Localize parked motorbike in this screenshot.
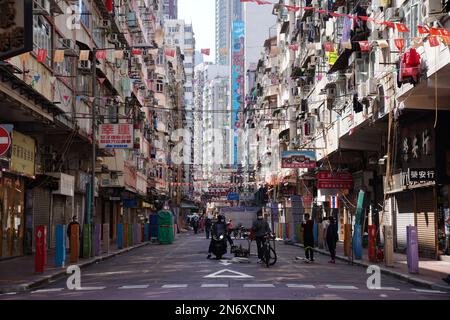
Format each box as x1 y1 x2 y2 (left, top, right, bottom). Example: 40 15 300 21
211 231 228 260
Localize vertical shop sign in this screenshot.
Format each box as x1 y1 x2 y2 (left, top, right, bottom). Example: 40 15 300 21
231 21 245 166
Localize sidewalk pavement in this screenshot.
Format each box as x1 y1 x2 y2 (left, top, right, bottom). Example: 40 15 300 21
0 241 153 294
292 241 450 292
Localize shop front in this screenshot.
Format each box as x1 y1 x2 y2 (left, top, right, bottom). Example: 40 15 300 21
0 129 35 258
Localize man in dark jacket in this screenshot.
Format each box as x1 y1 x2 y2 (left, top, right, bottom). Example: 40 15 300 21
207 215 233 259
252 209 271 263
326 217 339 263
302 213 315 262
205 217 212 239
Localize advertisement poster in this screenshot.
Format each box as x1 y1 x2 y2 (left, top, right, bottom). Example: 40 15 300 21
231 20 244 166
281 150 316 169
99 124 134 149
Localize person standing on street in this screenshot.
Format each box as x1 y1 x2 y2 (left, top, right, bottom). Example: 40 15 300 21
252 210 271 264
301 214 315 262
205 216 212 239
192 215 199 234
326 217 339 263
322 217 330 250
67 216 80 252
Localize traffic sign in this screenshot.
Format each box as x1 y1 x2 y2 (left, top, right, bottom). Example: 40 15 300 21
0 126 11 157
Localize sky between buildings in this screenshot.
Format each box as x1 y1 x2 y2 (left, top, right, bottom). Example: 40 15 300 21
178 0 216 63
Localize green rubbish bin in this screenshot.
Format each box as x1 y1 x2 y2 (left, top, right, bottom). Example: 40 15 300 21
157 210 174 244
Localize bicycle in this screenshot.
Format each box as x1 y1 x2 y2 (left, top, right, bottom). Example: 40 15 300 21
261 232 277 267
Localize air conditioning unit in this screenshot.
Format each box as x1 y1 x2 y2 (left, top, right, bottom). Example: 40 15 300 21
316 122 325 130
108 33 119 43
61 39 79 57
101 19 111 28
326 86 337 99
78 60 91 71
368 79 378 95
421 0 443 22
384 7 401 21
33 0 50 15
310 56 319 66
357 83 367 98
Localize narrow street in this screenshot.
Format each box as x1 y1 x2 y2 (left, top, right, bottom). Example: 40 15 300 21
1 233 449 300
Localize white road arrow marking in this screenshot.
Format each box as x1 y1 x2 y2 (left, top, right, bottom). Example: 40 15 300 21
219 260 233 266
203 269 254 279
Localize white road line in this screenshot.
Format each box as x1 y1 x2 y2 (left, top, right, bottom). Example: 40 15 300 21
31 288 64 294
370 287 400 291
326 285 358 290
201 284 229 288
119 285 149 289
243 284 275 288
76 286 106 291
411 288 446 294
162 284 188 288
286 284 316 289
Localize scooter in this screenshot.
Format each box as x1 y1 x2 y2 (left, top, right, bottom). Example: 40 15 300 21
211 231 228 260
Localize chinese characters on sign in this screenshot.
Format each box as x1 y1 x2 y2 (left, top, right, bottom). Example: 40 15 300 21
408 168 435 182
99 124 134 149
317 172 353 190
0 0 33 60
402 129 431 162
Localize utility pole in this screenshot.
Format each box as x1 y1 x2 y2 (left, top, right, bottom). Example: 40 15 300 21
90 47 97 257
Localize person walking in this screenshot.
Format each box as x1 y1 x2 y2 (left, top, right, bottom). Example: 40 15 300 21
322 217 330 250
326 217 339 263
205 216 212 239
67 216 80 253
252 210 271 264
191 215 199 234
301 213 315 262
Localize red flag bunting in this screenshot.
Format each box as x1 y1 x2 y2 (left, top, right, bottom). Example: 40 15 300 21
255 0 271 4
132 49 142 55
96 50 107 60
440 28 450 36
394 38 405 51
358 41 370 52
165 49 175 57
284 5 300 12
418 25 429 34
288 44 299 51
428 27 441 35
201 48 210 55
396 23 409 33
98 78 106 85
37 49 47 62
382 21 395 28
428 36 441 47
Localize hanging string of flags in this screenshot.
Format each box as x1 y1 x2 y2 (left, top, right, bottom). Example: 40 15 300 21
241 0 450 47
201 48 211 56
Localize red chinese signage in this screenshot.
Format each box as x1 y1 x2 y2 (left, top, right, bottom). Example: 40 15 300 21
317 172 353 190
99 124 134 149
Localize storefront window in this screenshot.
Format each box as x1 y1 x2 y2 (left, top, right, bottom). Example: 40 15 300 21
0 177 25 258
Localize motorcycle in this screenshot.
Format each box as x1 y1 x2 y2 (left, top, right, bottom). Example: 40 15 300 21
211 231 228 260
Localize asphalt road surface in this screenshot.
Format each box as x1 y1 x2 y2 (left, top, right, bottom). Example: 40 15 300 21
1 232 449 300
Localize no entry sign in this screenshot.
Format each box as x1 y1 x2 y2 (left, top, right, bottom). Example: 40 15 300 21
0 126 11 157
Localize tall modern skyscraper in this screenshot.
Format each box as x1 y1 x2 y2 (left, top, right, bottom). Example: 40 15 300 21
215 0 243 66
163 0 178 19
